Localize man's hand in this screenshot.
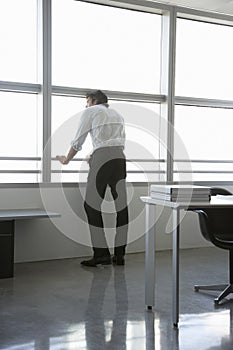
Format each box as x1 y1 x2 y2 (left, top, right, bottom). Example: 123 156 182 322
56 155 69 165
85 152 92 164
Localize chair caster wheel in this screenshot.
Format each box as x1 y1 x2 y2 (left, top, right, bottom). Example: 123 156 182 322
194 286 199 292
214 299 219 305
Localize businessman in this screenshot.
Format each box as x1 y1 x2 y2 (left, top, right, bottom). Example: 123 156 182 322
57 90 128 267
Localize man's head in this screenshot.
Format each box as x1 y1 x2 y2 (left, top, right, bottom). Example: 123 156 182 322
86 90 108 108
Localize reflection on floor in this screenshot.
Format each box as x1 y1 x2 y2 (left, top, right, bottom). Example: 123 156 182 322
0 247 233 350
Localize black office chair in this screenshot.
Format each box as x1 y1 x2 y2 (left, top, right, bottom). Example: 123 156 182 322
192 187 233 304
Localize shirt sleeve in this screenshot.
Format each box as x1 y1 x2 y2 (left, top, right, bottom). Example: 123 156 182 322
70 109 91 151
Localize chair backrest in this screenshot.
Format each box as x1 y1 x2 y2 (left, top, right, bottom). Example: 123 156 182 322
210 187 232 196
194 187 233 250
195 208 233 250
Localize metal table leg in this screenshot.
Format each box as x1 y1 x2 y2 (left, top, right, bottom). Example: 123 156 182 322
172 209 180 327
145 203 156 309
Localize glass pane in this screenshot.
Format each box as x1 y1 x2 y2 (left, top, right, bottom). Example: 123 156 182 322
0 92 40 157
52 96 162 182
176 19 233 100
0 91 41 183
0 160 40 170
0 0 37 82
112 102 163 183
0 173 40 183
52 0 161 93
174 105 233 181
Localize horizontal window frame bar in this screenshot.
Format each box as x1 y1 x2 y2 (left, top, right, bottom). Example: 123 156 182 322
78 1 233 25
0 81 41 94
3 169 233 175
52 86 165 103
77 0 170 14
176 6 233 26
175 96 233 109
2 157 233 164
174 159 233 163
0 157 42 161
0 170 41 174
51 170 165 174
3 85 233 109
0 83 165 104
174 170 233 174
127 159 165 163
0 170 164 175
0 157 165 162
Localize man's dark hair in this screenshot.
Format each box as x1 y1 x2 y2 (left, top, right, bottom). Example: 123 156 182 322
86 90 108 105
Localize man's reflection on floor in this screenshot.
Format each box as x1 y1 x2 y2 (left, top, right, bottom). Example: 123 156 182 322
207 305 233 350
84 266 128 350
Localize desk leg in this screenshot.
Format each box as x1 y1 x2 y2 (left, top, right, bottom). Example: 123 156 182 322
145 203 155 310
172 209 180 327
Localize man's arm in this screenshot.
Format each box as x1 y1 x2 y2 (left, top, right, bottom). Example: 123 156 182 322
56 108 91 165
56 147 77 165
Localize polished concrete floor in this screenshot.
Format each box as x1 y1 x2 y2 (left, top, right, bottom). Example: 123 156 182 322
0 247 233 350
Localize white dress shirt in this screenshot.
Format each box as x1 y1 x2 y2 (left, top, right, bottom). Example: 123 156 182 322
71 104 126 152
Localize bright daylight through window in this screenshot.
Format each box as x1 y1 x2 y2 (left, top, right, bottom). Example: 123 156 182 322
51 0 162 183
0 0 40 183
1 1 233 184
175 18 233 182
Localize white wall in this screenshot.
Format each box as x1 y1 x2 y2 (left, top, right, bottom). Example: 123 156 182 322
0 184 227 263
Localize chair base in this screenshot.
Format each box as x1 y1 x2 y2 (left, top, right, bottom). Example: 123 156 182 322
194 284 233 305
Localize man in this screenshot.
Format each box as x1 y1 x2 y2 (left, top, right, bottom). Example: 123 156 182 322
57 90 128 267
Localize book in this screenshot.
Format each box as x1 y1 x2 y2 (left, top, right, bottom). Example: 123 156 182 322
150 191 210 202
216 195 233 201
150 185 210 195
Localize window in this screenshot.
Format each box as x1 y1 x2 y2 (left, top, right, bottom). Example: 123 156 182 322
175 17 233 182
0 0 37 83
176 19 233 100
51 0 162 183
52 97 162 182
52 0 161 94
2 1 233 184
0 91 41 183
174 105 233 181
0 0 40 183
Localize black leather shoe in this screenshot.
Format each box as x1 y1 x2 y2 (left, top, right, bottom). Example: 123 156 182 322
112 256 125 266
81 256 112 267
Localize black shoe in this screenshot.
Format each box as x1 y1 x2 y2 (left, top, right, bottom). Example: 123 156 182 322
112 256 125 266
81 256 112 267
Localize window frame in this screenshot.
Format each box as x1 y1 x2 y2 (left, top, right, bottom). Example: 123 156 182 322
173 10 233 185
1 0 233 186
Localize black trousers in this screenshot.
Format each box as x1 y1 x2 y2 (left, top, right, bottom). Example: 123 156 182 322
84 146 128 259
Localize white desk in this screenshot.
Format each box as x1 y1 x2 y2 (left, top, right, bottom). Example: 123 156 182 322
0 208 61 278
140 196 233 327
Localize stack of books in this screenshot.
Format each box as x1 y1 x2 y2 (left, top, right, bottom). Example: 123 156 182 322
150 185 211 202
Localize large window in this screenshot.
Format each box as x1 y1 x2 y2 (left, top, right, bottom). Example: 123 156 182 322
52 0 161 94
174 105 233 181
176 19 233 100
51 0 162 183
51 97 162 182
0 0 38 83
0 0 40 183
0 91 41 183
175 17 233 182
1 1 233 184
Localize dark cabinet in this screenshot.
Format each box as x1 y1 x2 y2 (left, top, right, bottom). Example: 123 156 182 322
0 221 14 278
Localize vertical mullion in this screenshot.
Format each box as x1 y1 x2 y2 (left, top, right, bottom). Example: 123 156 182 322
38 0 52 182
160 8 177 183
